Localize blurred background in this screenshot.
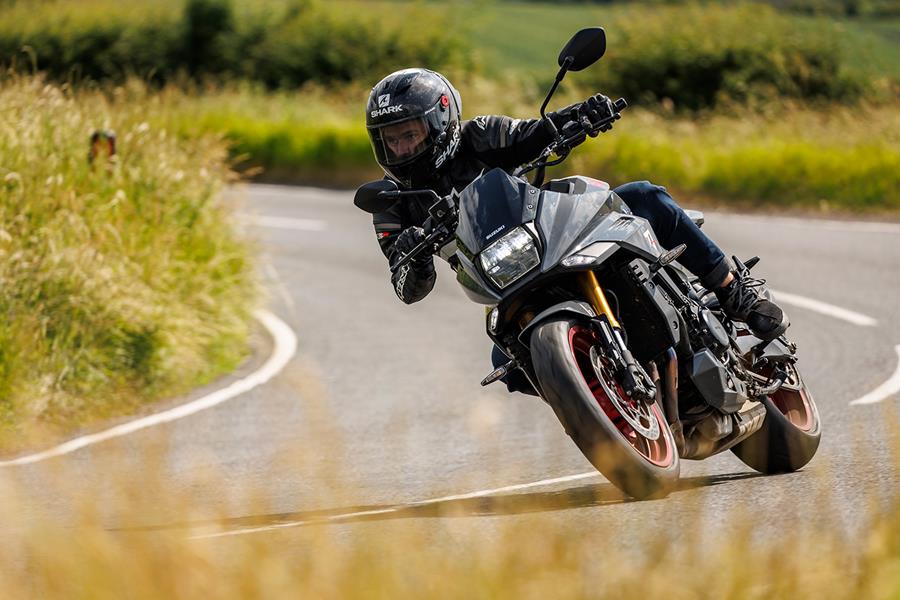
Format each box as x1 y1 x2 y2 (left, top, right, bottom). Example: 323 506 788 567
2 0 897 206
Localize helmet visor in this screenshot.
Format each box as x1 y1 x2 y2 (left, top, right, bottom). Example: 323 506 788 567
368 108 446 167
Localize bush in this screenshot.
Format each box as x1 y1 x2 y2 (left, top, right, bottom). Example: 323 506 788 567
239 4 472 88
0 0 473 88
588 3 868 110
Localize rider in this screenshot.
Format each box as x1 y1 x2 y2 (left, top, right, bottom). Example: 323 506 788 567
361 68 788 390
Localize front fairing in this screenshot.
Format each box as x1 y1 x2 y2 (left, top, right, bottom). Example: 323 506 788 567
455 169 539 257
452 170 664 305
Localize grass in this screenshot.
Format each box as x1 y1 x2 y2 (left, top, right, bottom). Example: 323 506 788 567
569 103 900 211
165 82 900 211
0 405 896 599
0 75 257 449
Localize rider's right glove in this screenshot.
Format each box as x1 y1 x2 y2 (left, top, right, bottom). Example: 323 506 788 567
390 226 432 270
578 93 616 137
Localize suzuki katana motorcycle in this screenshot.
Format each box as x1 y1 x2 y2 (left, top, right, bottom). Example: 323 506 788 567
355 28 820 499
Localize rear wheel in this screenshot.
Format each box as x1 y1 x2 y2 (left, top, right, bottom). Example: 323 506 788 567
530 318 680 499
731 363 821 473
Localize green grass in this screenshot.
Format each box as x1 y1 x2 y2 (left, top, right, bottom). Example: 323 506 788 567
840 17 900 80
570 105 900 210
0 75 257 448
164 83 900 211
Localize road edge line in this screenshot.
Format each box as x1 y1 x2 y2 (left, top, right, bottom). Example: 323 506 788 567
772 289 877 327
0 309 297 468
850 345 900 406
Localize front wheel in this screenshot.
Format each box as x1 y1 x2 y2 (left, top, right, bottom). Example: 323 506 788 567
530 318 680 499
731 363 821 473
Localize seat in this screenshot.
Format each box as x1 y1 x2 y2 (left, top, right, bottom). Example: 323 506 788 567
685 209 705 228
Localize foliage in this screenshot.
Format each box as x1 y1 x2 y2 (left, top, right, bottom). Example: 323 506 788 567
0 75 256 444
585 3 869 110
0 0 473 88
570 106 900 210
164 83 900 211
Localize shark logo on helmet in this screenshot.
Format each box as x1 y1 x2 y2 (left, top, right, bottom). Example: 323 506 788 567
434 127 461 168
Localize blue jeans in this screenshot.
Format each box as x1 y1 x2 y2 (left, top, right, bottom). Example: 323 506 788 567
492 180 730 395
613 181 729 288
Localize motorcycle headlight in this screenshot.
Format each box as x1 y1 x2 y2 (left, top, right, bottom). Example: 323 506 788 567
479 227 540 289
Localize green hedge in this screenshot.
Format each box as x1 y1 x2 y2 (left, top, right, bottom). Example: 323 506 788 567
0 0 472 87
587 3 868 110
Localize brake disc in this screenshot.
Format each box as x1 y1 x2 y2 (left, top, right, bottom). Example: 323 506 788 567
590 346 660 440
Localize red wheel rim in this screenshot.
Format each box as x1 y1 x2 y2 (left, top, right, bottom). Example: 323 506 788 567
569 325 675 467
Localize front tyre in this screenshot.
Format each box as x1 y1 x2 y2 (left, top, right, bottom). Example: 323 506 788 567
731 363 821 473
530 318 680 499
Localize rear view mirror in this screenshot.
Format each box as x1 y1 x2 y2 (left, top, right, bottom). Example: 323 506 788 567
558 27 606 72
354 179 399 214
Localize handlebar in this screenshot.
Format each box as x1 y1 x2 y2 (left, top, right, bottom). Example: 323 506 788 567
558 97 627 149
514 97 627 185
389 206 458 274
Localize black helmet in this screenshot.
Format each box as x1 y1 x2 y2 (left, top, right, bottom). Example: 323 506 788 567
366 68 462 188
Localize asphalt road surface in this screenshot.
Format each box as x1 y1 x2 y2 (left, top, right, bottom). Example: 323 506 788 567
3 183 899 548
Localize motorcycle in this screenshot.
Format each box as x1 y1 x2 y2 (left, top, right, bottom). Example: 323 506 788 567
355 28 820 499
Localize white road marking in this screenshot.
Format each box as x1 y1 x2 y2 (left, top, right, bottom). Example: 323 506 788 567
850 345 900 406
239 213 326 231
0 310 297 468
772 290 878 327
263 261 296 315
191 471 601 539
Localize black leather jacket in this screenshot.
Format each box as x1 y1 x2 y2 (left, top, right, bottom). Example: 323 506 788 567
369 106 578 304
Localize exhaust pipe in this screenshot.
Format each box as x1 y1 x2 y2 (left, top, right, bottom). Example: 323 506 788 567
660 348 685 455
681 402 767 460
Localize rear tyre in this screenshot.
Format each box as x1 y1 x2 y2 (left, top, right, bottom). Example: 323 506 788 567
530 317 680 499
731 363 821 473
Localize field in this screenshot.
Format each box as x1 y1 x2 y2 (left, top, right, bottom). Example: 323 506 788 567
458 1 900 82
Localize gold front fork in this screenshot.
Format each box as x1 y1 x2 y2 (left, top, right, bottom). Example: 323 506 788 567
578 270 620 329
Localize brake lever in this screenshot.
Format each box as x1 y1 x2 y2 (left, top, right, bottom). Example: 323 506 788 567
389 216 456 274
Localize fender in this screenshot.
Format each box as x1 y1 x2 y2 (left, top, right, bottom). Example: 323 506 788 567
518 300 596 345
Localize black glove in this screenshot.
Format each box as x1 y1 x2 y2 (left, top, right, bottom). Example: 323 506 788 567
578 93 616 136
391 226 431 268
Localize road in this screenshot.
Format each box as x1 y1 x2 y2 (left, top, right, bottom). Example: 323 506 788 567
2 183 898 548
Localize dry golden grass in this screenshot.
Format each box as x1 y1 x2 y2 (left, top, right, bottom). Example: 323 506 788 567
0 402 895 600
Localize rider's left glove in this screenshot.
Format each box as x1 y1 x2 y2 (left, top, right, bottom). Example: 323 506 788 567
578 93 616 137
391 226 433 269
